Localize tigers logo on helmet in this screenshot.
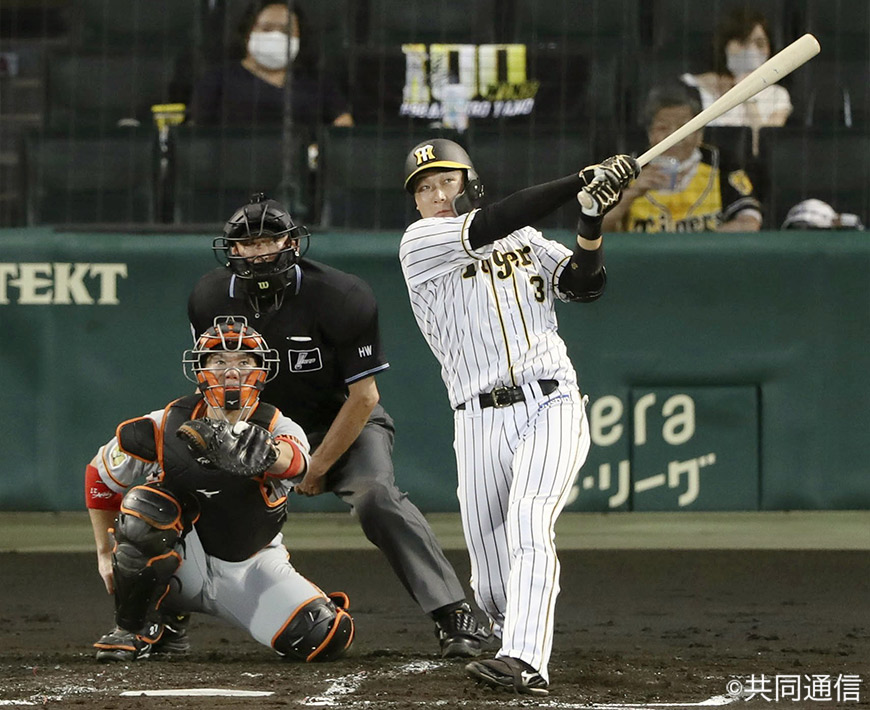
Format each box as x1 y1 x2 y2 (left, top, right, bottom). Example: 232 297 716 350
403 139 485 214
414 144 436 165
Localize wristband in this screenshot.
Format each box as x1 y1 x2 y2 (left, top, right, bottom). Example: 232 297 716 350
269 437 307 479
577 235 602 251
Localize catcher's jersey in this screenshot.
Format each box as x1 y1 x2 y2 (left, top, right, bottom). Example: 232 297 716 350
399 211 579 409
626 144 761 232
93 397 309 561
189 259 390 433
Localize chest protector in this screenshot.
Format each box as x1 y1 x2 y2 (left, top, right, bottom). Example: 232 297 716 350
117 395 288 562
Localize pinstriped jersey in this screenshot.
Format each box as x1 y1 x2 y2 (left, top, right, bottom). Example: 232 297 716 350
399 210 579 409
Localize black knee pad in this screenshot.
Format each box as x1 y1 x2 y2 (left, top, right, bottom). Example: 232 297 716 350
273 594 354 662
112 485 185 632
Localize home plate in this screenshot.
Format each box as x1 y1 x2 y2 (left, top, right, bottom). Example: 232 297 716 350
121 689 274 697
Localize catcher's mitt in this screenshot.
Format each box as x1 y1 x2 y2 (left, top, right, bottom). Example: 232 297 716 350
177 418 278 477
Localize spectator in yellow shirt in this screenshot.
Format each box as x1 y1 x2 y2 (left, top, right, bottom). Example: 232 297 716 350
603 83 762 233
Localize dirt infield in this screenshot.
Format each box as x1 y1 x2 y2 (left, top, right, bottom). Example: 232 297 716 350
1 548 868 709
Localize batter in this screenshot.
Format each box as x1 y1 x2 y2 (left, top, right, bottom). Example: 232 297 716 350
398 139 639 694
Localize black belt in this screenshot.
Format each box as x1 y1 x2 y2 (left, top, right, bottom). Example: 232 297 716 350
456 380 559 410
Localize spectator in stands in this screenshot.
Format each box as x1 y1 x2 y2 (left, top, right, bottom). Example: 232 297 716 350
681 7 792 154
190 0 353 131
603 83 762 234
781 199 865 231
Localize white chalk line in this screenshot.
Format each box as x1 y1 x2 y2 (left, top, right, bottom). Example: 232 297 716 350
301 660 444 706
297 698 738 709
0 683 101 706
0 660 738 708
297 662 738 709
121 688 274 697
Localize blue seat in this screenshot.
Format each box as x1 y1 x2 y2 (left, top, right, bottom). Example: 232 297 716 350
45 51 178 132
509 0 641 48
649 0 792 62
172 126 312 225
789 60 870 129
360 0 496 46
804 0 870 61
69 0 198 50
761 127 870 228
24 130 154 225
318 126 439 229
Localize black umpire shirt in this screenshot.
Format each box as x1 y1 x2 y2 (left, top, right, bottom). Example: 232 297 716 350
188 259 389 433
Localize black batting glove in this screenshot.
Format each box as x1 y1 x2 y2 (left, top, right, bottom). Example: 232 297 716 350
579 154 640 191
600 154 641 186
577 176 622 218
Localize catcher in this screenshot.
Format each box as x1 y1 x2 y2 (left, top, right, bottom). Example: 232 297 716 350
86 316 354 662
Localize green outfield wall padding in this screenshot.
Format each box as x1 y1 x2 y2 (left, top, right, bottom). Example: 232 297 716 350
1 228 868 512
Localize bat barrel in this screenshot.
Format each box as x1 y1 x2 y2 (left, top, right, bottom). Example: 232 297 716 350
636 33 820 167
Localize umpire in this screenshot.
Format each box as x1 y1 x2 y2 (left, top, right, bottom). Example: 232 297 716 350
188 193 489 658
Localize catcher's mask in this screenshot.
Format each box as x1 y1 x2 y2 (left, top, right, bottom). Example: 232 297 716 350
213 193 310 300
403 138 485 215
182 316 280 420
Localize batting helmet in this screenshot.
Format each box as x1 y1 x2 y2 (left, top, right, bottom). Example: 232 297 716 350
182 316 279 417
403 139 485 214
213 193 310 300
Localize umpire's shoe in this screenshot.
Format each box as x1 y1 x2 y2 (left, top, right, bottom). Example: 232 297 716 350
94 625 157 662
434 602 490 658
466 656 549 695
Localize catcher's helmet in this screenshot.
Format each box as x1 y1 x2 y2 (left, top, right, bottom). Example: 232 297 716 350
213 193 310 300
183 316 279 418
403 139 484 214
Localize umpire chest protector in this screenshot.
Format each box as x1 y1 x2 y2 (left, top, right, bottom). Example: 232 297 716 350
189 262 389 433
117 395 288 562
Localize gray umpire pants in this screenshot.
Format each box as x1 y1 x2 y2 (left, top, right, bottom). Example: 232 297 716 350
310 404 466 615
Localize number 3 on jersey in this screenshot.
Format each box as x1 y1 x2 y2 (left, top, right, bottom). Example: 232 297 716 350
528 275 545 302
462 247 545 302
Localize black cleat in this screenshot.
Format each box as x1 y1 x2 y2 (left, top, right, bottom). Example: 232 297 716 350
466 656 549 696
152 613 190 655
434 602 490 659
94 627 154 662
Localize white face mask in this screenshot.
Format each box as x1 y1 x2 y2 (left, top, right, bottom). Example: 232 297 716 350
247 31 299 70
726 46 767 77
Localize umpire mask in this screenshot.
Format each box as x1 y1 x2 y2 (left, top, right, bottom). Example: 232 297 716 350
404 139 485 215
213 193 310 300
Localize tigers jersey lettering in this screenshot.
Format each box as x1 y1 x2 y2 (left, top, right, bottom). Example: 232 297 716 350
625 145 761 233
400 214 579 409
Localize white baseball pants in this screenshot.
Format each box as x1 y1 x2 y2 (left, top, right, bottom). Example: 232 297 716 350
454 384 590 681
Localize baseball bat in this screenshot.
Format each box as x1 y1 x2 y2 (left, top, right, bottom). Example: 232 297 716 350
636 33 821 167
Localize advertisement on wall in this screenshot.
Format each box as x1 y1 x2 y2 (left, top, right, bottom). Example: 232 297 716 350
569 387 760 511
